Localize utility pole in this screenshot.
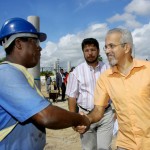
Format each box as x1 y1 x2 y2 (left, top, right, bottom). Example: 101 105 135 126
57 59 60 72
67 61 71 72
27 16 41 89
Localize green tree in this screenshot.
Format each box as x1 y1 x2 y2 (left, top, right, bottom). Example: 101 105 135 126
40 71 54 76
98 55 103 61
0 57 6 63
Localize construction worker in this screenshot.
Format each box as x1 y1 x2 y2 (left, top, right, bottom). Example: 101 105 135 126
0 18 90 150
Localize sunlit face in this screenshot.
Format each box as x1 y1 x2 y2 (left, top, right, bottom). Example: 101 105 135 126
20 38 41 68
104 33 126 67
83 44 99 64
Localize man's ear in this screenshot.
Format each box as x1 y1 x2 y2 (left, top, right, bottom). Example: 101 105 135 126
124 43 131 54
14 38 22 50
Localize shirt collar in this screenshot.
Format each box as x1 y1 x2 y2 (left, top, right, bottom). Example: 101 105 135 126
108 59 145 75
85 61 102 70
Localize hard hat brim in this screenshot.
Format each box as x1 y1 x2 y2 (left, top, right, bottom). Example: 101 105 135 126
0 32 47 47
38 32 47 42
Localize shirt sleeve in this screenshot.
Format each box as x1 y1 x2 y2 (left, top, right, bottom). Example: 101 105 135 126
94 74 110 107
0 66 50 122
66 72 79 98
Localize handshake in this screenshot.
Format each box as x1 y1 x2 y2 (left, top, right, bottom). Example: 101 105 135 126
73 112 92 134
72 106 103 134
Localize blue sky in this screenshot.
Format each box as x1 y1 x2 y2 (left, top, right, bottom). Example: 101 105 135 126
0 0 150 70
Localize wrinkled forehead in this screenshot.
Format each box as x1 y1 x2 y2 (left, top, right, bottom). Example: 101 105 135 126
105 32 122 44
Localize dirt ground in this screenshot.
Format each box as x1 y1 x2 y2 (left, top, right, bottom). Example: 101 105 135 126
41 85 117 150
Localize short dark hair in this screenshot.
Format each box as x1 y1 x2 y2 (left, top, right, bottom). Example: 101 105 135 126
81 38 99 50
5 40 15 55
5 37 29 55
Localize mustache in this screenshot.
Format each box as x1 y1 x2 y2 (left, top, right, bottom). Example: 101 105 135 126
87 55 95 58
107 53 115 57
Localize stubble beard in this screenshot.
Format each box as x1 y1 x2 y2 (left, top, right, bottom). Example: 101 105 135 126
85 56 98 65
107 55 118 67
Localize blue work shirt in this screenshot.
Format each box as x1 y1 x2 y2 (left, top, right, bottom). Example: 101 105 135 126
0 64 51 150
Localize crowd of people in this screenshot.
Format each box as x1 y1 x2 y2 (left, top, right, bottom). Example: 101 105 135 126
0 17 149 150
45 67 75 103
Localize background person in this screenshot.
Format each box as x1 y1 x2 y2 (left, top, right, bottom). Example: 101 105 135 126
66 38 114 150
45 73 52 94
64 67 75 86
0 17 90 150
56 68 66 101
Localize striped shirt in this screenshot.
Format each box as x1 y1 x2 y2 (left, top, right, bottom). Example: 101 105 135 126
66 61 109 111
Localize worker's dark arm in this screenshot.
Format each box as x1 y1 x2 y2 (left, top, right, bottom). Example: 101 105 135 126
31 105 90 131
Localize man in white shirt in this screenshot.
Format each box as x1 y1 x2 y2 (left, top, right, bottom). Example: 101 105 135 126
66 38 114 150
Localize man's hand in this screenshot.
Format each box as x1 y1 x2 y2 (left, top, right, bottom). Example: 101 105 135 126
74 125 87 134
74 105 105 134
74 112 91 134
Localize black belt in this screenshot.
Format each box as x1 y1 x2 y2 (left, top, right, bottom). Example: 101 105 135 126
78 104 111 113
78 105 91 113
105 104 111 111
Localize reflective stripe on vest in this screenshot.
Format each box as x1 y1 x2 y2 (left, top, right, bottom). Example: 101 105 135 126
0 61 44 141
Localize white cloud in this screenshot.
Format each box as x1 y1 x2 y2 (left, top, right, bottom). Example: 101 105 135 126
41 21 150 70
107 0 150 29
41 23 109 70
132 22 150 60
40 41 58 67
125 0 150 16
107 13 142 29
76 0 108 11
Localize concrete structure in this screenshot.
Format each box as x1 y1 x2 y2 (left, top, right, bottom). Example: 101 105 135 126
27 16 41 89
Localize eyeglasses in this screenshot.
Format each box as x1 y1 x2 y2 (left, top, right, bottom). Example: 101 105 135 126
103 43 126 51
